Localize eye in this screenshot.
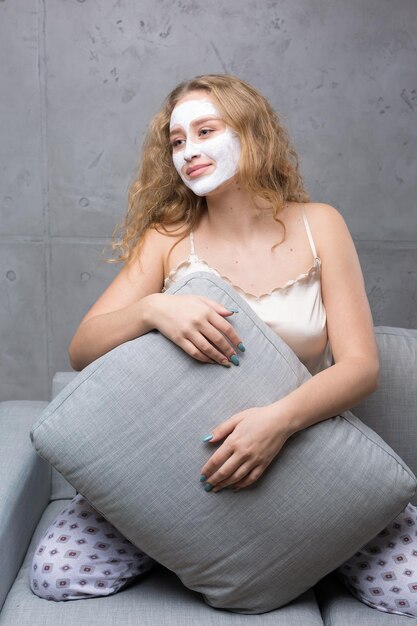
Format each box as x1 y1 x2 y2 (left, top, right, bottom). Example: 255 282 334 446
199 128 213 137
171 138 185 149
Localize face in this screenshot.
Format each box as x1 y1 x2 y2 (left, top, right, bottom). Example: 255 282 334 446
169 92 241 196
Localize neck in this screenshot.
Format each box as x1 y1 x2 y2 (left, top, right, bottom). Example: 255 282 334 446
202 179 279 244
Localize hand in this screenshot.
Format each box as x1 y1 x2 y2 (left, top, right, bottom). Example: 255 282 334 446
199 406 292 492
146 293 244 367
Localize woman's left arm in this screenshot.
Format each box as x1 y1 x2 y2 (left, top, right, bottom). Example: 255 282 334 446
200 203 380 492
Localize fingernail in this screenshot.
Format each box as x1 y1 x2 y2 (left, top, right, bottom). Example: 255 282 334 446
204 483 213 492
229 354 239 366
202 434 213 442
226 307 239 313
237 343 246 352
221 360 232 368
200 474 207 482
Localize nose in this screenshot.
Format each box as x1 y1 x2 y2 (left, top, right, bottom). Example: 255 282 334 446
183 139 201 162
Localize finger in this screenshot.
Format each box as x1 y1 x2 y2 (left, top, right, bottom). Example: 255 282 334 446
202 325 241 362
180 338 217 364
207 310 245 353
232 465 264 489
200 444 235 484
203 454 243 491
193 297 245 354
203 413 242 444
187 329 236 367
197 296 239 317
212 461 254 492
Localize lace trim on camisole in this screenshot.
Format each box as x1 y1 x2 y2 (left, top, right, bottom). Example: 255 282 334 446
162 207 321 300
163 256 321 300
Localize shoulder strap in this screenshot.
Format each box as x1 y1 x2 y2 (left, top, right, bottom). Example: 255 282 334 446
189 231 196 258
301 206 319 261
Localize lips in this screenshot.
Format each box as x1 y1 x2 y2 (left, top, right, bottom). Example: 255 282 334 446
186 164 211 177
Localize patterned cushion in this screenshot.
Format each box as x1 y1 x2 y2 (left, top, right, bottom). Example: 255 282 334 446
30 271 417 614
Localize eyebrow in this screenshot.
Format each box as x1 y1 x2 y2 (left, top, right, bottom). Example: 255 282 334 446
169 115 221 137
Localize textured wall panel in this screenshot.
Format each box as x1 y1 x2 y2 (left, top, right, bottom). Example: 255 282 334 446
49 240 120 379
0 241 47 400
0 0 43 236
44 0 417 240
285 0 417 240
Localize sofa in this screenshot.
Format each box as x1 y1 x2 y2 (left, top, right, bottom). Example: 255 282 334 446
1 324 416 625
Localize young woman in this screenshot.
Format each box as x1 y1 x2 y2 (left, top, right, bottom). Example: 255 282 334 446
29 74 417 618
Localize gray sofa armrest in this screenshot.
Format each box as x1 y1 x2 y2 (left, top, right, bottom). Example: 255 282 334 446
0 401 51 610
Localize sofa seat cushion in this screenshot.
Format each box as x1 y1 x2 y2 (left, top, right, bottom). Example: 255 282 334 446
30 272 417 614
0 499 324 626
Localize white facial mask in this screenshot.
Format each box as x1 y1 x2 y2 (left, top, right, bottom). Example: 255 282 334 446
170 99 241 196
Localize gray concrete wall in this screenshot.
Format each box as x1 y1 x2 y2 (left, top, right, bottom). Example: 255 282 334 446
1 0 416 401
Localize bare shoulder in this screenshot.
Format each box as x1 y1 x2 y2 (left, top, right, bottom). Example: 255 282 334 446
302 202 348 229
301 202 352 259
138 221 184 244
132 221 188 262
150 220 190 239
147 220 191 269
146 221 189 244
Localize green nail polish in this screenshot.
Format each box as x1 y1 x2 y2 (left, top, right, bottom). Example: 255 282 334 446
204 483 213 492
200 474 207 482
237 343 246 352
202 434 213 442
227 307 239 313
230 354 239 366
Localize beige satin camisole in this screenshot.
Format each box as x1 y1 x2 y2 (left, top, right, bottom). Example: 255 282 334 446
162 206 333 376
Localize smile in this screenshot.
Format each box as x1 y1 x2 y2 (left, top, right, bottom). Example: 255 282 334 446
186 164 212 177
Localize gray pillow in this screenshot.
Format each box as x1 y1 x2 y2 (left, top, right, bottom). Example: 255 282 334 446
30 271 417 614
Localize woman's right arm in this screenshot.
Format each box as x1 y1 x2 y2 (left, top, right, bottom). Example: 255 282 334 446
68 227 243 371
68 227 167 371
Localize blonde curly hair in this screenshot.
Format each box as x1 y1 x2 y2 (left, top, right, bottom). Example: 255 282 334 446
102 74 310 265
